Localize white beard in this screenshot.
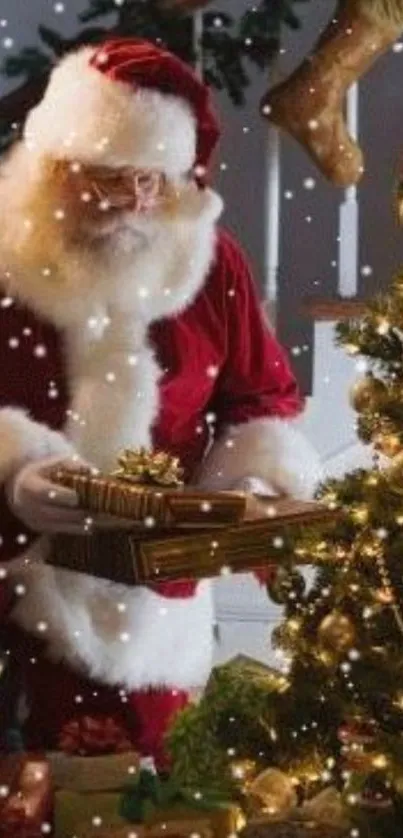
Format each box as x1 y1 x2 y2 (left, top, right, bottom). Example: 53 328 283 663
0 144 224 469
0 143 223 330
78 208 160 250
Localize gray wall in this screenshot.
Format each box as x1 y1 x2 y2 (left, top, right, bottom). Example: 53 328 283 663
2 0 403 394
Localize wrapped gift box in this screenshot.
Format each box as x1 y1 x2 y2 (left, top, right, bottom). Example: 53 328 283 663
144 801 241 838
54 791 240 838
0 753 52 837
54 789 124 836
49 461 246 530
240 821 349 838
48 750 140 793
49 497 334 585
74 822 214 838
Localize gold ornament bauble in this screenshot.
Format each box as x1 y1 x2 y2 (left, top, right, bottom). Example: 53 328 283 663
394 773 403 795
386 451 403 494
374 587 395 605
373 432 403 458
248 768 297 819
349 375 387 413
318 611 356 652
392 690 403 711
301 787 350 829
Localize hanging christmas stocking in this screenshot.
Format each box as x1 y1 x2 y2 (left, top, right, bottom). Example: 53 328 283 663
261 0 403 186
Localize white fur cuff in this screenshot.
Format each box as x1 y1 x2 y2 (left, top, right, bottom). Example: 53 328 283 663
196 417 323 500
11 562 214 691
0 408 74 483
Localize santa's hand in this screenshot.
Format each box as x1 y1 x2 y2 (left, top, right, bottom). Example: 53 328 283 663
231 475 278 496
6 455 135 535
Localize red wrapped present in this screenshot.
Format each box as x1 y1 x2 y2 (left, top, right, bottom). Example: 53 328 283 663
0 753 52 837
58 714 134 756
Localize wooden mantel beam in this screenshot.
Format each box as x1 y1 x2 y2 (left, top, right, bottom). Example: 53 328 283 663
301 296 368 321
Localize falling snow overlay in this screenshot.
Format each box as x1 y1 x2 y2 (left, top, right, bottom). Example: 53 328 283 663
0 1 403 834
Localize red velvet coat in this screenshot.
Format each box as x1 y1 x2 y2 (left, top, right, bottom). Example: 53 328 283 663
0 227 317 761
0 229 302 571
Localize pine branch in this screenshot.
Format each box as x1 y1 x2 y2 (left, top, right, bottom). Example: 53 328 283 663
79 0 119 23
37 25 67 56
1 48 52 80
0 0 314 146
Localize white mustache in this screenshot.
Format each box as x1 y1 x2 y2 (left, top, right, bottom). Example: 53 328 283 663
81 211 149 238
81 215 159 258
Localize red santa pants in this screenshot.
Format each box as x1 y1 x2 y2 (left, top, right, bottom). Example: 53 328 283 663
1 623 188 767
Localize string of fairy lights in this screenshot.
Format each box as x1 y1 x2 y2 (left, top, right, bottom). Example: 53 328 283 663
262 289 403 807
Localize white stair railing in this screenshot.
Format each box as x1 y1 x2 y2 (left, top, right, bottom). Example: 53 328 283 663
264 61 282 330
193 9 203 78
338 83 360 298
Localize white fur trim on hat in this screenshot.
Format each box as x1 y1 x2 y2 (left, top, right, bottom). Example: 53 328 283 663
23 47 197 178
196 417 323 500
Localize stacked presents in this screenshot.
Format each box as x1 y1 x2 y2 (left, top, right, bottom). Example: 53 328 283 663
0 655 350 837
0 716 351 838
0 746 242 837
45 448 334 585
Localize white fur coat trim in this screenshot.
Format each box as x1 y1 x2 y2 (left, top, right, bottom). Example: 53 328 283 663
196 416 323 500
65 326 161 472
0 408 75 484
62 186 222 471
10 539 214 691
24 46 197 178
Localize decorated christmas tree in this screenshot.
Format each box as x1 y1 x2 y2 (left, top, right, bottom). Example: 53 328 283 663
168 270 403 837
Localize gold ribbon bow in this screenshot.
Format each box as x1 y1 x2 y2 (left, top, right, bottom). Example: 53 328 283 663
112 448 184 488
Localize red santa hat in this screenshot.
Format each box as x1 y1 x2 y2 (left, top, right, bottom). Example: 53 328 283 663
23 38 220 181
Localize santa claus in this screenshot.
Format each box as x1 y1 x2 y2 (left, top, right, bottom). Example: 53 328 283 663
0 38 321 763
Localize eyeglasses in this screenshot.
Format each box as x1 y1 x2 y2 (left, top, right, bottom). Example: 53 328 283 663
68 162 167 211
